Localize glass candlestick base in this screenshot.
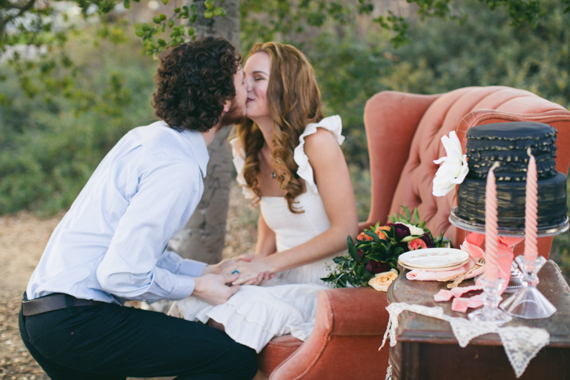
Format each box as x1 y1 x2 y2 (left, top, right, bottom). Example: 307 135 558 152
468 277 512 325
500 256 556 319
504 262 524 293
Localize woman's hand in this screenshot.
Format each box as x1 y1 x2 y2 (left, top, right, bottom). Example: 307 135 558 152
221 258 274 286
202 255 253 275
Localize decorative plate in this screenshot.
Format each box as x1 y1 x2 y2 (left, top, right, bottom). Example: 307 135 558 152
399 248 469 269
398 258 470 272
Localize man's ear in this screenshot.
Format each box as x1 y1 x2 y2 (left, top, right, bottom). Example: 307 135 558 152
222 99 231 113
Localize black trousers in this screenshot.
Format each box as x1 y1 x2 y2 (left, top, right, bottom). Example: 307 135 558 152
19 297 258 380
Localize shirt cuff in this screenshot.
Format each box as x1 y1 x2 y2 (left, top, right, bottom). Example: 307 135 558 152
178 259 208 277
169 275 198 300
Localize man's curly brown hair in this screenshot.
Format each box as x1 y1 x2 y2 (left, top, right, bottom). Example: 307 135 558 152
152 37 242 132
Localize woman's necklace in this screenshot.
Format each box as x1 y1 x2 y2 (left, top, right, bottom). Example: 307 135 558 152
263 146 277 179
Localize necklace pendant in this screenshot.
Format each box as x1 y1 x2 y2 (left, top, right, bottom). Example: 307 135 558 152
271 171 276 179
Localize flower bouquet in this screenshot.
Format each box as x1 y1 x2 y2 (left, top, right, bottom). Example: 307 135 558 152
321 206 449 289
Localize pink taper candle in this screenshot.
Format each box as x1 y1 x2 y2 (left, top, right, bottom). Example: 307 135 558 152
485 162 501 282
525 147 538 260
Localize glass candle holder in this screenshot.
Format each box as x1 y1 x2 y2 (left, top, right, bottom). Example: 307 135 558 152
468 277 512 325
500 256 556 319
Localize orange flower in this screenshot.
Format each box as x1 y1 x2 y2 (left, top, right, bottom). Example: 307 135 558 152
375 226 390 240
408 238 428 251
357 232 373 241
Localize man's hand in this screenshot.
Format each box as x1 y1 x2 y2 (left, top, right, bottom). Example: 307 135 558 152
192 273 239 306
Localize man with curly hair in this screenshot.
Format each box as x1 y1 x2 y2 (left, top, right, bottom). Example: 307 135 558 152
19 37 257 380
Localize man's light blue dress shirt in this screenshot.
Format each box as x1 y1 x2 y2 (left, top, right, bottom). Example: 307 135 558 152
27 121 209 304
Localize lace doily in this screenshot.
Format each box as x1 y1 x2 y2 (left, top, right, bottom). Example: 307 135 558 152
380 303 550 378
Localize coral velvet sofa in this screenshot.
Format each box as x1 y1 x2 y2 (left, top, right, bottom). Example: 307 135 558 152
258 86 570 379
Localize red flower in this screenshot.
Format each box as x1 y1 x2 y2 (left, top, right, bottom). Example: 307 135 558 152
408 238 428 251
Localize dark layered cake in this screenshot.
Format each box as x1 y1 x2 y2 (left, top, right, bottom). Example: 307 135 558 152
455 122 568 229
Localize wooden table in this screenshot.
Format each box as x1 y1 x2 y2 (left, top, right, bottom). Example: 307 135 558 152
387 260 570 379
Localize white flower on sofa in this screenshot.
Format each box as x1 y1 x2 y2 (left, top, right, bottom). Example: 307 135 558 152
433 131 469 197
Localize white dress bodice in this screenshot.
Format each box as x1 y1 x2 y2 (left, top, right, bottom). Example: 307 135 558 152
259 193 334 284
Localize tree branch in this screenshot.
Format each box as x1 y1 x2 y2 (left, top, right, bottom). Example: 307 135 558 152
0 0 37 40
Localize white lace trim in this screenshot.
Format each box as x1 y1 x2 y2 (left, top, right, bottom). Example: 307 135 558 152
294 115 344 194
380 302 549 378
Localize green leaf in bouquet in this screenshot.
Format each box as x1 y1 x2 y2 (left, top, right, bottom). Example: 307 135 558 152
337 273 347 288
400 235 420 243
364 230 380 242
351 261 358 271
347 236 360 262
419 221 426 229
347 275 356 287
401 205 412 221
413 208 420 224
366 253 385 262
333 256 348 264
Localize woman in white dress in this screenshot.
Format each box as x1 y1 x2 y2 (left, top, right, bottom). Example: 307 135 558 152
175 42 358 358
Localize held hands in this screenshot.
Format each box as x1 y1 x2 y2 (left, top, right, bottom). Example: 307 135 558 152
193 272 240 306
222 257 274 286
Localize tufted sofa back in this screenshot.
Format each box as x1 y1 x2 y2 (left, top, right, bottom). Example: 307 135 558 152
361 86 570 257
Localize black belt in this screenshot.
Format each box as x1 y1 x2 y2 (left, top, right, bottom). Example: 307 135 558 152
22 293 105 316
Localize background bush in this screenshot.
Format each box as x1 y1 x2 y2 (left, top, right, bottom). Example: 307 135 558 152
0 34 157 215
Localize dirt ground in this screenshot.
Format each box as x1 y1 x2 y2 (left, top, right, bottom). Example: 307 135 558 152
0 182 257 380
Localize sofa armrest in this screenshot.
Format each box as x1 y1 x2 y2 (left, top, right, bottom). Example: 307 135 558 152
320 287 389 336
270 287 390 379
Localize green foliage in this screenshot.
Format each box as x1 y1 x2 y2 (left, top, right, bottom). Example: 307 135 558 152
0 32 157 215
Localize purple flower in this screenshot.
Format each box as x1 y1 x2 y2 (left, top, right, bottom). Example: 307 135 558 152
357 249 365 260
388 223 410 240
420 233 434 248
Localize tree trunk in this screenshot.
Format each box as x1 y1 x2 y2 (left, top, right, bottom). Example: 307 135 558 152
167 0 240 264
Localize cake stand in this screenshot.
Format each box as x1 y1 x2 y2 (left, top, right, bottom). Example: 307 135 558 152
449 207 569 319
449 207 569 238
449 208 569 290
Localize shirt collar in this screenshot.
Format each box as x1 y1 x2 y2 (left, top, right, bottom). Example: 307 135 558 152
181 129 210 177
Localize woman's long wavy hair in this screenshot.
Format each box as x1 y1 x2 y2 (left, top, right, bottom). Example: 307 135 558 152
236 42 323 213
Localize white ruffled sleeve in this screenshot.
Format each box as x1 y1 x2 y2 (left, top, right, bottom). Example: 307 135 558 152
293 115 345 194
230 137 255 200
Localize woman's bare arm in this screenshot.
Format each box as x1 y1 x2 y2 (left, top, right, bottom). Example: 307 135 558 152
254 211 277 257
